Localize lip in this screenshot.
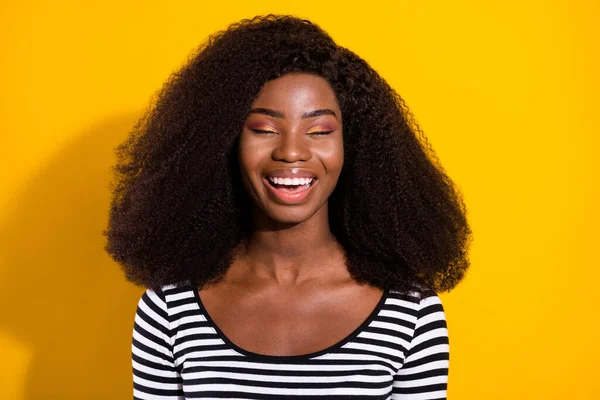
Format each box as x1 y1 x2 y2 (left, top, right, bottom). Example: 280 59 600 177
263 176 317 205
265 168 317 180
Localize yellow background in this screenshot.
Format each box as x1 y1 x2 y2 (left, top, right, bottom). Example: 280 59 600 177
1 1 598 399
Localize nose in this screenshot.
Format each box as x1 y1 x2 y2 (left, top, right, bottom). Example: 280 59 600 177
271 130 312 162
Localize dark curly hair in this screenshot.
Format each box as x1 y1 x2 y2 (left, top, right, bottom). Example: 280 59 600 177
103 14 472 295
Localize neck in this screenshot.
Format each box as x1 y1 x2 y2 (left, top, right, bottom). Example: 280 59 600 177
237 204 347 285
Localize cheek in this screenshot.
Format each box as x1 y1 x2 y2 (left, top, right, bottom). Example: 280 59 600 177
316 136 344 175
238 133 270 192
238 133 262 172
237 144 260 202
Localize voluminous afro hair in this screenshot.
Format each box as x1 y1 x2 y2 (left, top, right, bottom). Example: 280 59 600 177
103 14 472 294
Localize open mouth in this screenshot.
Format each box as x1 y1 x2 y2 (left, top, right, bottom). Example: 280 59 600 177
266 176 316 193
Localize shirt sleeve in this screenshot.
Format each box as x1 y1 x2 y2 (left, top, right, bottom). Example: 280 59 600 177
131 288 185 399
391 292 450 399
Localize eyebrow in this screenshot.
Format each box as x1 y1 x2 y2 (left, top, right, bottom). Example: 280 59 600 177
248 107 338 120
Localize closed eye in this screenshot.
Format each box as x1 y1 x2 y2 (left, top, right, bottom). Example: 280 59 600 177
251 129 334 136
307 131 334 136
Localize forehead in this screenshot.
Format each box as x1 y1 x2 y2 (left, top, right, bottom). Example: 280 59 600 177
251 73 340 112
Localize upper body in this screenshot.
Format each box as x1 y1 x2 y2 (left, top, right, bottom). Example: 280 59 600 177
103 14 471 400
132 280 449 399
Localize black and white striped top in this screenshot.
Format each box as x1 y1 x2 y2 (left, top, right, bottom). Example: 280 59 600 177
132 281 449 399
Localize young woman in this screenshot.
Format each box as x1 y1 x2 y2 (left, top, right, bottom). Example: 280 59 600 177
103 14 472 399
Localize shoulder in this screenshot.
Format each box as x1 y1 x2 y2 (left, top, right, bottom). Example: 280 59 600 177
388 282 447 323
136 280 195 317
387 283 448 359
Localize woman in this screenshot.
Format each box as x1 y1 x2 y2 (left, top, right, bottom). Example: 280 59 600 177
103 14 472 399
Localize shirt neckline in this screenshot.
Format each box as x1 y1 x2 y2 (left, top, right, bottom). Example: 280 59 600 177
192 286 390 362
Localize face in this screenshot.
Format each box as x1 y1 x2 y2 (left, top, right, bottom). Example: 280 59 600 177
238 72 344 226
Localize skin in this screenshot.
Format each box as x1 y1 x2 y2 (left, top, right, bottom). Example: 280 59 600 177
199 73 384 357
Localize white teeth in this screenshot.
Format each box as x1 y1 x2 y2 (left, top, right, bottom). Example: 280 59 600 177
269 176 314 186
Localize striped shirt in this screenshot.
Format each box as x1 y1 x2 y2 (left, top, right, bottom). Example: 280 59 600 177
132 281 449 399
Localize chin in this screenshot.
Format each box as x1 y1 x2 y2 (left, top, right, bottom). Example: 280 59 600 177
261 204 323 226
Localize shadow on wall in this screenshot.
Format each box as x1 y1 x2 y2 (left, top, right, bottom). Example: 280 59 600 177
0 113 146 399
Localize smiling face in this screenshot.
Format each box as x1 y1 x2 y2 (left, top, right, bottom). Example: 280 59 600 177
238 72 344 226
